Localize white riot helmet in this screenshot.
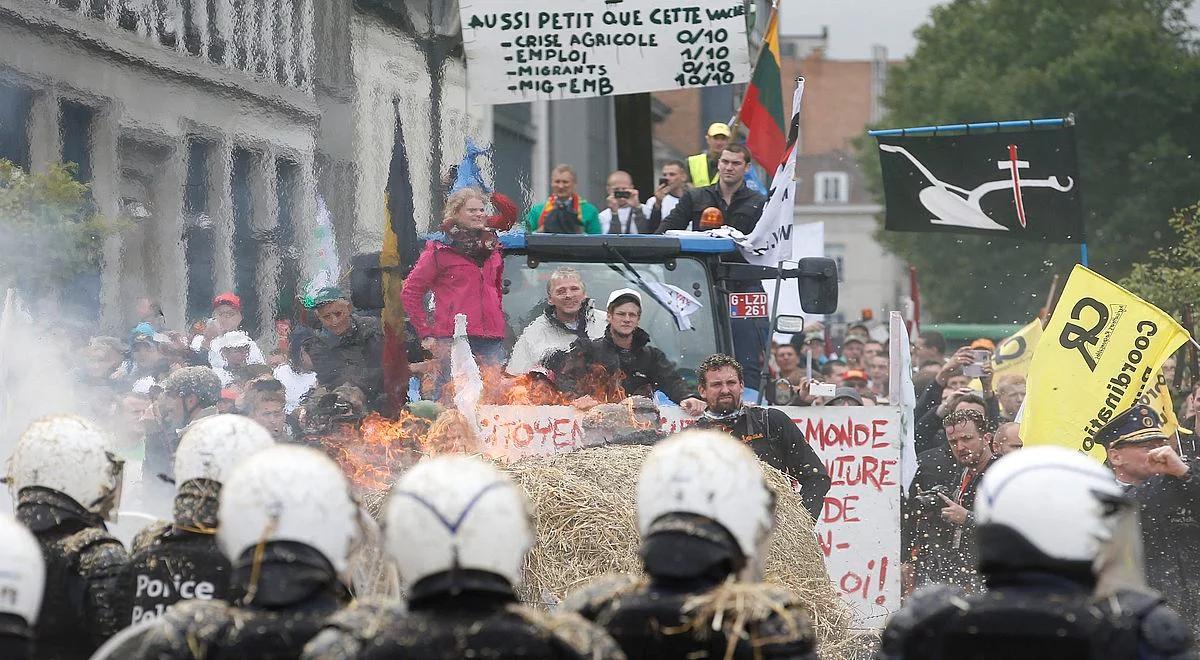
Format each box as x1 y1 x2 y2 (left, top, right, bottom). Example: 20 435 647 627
217 446 361 573
637 429 775 564
6 415 123 519
384 455 533 590
975 446 1127 576
0 513 44 626
175 414 276 486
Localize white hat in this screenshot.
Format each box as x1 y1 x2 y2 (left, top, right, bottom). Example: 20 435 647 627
606 288 642 310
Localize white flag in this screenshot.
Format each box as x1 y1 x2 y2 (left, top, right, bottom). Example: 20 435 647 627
742 78 805 267
450 314 483 432
889 311 918 492
644 282 703 331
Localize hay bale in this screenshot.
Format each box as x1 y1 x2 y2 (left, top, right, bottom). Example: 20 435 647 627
505 444 857 658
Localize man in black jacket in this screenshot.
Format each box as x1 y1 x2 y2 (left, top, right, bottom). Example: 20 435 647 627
656 144 765 235
548 289 706 415
303 287 385 410
691 354 831 520
656 143 770 391
1099 404 1200 640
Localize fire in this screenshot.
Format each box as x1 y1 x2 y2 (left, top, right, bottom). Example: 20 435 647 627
319 412 427 493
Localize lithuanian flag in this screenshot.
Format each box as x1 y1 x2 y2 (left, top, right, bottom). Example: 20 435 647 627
737 8 785 170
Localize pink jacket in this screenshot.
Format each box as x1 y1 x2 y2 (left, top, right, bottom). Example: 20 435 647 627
401 240 506 339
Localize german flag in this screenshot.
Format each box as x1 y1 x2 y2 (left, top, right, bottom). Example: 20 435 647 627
737 8 785 170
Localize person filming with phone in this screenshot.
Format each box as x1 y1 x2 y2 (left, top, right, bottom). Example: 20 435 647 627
642 160 689 233
600 169 651 234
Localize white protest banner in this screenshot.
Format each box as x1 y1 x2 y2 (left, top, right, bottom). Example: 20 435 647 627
478 403 902 629
889 311 919 493
459 0 752 105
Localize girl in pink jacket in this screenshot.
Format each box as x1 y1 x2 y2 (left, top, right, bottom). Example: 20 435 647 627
401 188 506 395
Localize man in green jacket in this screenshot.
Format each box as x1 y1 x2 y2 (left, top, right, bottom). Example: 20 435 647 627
524 164 602 234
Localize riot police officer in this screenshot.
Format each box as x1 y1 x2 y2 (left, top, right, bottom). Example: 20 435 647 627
95 445 360 659
142 366 222 515
0 513 45 660
564 429 818 659
877 445 1195 659
6 414 130 660
126 414 275 625
302 455 625 659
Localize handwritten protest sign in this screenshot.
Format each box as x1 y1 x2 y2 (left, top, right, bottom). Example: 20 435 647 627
458 0 752 105
477 404 902 628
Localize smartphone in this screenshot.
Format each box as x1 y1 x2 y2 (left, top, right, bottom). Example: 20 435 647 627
658 177 668 186
614 190 631 199
809 382 837 398
963 349 990 378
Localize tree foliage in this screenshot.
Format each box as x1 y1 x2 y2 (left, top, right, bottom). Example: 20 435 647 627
0 160 121 300
858 0 1200 322
1120 203 1200 314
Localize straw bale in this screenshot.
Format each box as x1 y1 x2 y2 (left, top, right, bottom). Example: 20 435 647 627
505 444 859 658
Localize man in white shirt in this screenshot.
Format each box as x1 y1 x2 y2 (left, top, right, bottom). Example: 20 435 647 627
600 170 652 234
507 267 606 375
643 160 689 233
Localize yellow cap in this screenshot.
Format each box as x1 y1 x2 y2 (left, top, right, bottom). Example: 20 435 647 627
706 122 732 137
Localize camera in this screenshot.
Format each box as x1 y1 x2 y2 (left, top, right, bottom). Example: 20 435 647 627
914 484 952 507
658 177 669 187
614 189 631 199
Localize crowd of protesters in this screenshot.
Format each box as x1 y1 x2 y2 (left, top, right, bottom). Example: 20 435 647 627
3 131 1199 657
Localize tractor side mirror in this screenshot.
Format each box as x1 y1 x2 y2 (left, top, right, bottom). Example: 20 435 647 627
796 257 838 315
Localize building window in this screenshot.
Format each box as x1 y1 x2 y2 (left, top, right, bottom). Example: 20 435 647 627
0 82 32 170
814 171 849 204
60 100 95 183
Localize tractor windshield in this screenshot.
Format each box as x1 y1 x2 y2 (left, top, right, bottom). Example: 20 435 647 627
501 255 720 384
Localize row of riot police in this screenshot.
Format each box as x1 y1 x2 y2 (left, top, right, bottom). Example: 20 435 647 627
0 407 1195 659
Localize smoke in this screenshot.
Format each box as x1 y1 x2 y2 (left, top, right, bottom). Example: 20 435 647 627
0 289 92 512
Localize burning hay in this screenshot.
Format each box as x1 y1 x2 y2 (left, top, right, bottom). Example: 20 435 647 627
504 444 859 659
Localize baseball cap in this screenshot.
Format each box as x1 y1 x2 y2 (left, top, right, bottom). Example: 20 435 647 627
306 286 347 308
804 331 824 344
970 338 996 351
826 387 864 406
842 369 869 383
706 122 732 137
213 292 241 310
842 335 864 347
606 288 642 310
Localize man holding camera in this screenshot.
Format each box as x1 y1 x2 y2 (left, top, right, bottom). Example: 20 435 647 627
909 408 997 592
524 164 602 234
600 170 652 234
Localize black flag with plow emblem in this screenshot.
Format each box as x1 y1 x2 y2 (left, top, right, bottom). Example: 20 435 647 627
875 127 1084 242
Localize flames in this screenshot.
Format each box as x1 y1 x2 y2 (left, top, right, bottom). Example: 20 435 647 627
315 359 643 492
319 411 427 493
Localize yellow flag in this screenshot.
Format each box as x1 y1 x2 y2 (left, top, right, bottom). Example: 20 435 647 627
1140 373 1180 438
992 318 1043 378
1020 265 1191 460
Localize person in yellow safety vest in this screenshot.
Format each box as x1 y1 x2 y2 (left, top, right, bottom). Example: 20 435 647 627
687 122 731 188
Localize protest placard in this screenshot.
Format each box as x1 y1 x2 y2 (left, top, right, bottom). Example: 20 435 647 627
477 403 902 629
458 0 751 104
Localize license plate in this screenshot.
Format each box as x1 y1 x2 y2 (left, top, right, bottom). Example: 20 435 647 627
728 292 768 319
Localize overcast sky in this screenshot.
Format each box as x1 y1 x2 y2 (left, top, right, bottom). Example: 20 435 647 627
781 0 1200 60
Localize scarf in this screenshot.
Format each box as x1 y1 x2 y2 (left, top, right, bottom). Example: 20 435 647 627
537 194 582 232
446 225 499 265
